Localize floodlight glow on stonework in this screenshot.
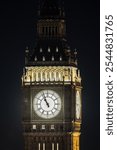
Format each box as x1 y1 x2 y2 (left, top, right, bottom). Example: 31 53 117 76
21 0 82 150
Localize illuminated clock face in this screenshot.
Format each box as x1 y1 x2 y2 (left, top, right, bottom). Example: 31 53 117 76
33 90 62 119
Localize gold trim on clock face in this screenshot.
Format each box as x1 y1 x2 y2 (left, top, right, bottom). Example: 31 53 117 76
33 90 62 119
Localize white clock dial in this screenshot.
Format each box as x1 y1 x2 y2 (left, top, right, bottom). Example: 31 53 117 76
33 90 61 119
76 90 81 119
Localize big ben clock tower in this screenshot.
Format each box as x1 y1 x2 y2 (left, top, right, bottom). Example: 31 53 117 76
22 0 82 150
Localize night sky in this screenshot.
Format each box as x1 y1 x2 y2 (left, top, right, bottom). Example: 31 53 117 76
0 0 99 150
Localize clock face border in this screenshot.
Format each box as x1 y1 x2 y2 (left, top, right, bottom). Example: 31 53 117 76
33 89 62 119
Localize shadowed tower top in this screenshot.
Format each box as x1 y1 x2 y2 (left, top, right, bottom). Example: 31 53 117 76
25 0 78 67
39 0 65 18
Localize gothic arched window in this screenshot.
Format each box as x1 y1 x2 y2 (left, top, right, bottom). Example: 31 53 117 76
51 72 54 81
42 72 45 81
47 72 50 81
56 72 59 81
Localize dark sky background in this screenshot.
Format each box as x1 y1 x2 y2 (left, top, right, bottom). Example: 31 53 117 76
0 0 99 150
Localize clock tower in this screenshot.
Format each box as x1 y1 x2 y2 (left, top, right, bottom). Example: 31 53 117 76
22 0 82 150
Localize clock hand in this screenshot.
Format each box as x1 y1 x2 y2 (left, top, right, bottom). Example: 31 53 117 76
43 92 50 107
47 102 50 108
44 98 50 107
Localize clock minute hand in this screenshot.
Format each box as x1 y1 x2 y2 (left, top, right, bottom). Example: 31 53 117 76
43 92 49 107
43 93 50 107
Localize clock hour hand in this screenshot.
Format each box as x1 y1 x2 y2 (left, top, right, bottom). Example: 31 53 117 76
44 98 50 108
